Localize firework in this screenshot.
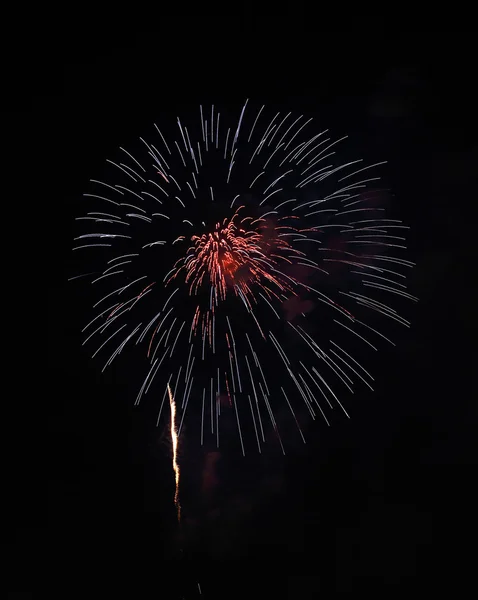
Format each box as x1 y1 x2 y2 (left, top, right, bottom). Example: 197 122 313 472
169 384 181 521
72 101 416 453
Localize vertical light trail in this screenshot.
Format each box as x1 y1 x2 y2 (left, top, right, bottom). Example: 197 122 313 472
168 384 181 522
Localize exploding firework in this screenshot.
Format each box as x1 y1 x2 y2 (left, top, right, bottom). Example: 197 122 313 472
72 101 416 453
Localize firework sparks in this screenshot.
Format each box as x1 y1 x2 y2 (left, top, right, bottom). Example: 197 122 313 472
73 101 416 454
169 383 181 521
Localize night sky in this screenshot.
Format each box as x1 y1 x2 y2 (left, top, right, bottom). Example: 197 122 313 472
8 18 476 598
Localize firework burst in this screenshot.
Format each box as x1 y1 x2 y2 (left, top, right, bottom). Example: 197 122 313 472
72 101 417 454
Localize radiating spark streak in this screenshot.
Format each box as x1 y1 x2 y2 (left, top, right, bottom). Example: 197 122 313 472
91 270 124 284
183 357 195 408
281 388 306 442
249 171 264 188
174 141 186 167
88 211 122 219
259 292 280 318
186 182 196 198
210 378 214 433
364 255 415 268
126 213 152 223
199 105 205 141
224 128 230 159
172 366 182 406
232 394 245 456
276 115 303 148
338 160 387 182
153 125 172 155
106 159 138 182
363 281 418 302
302 138 348 176
146 345 170 393
245 354 265 441
260 385 285 455
83 193 120 206
259 187 282 205
119 161 146 182
283 117 313 151
230 194 240 208
329 349 374 391
68 272 97 281
177 118 188 153
248 104 265 141
103 323 142 371
138 309 163 343
128 287 153 313
268 112 292 146
82 302 119 333
148 179 169 198
168 384 181 521
140 191 163 205
75 217 129 225
351 271 407 288
148 307 174 357
298 370 322 412
107 253 139 264
355 234 406 242
73 243 112 251
250 112 279 161
316 350 354 394
345 289 399 315
347 240 407 249
169 321 185 357
178 376 194 436
210 106 214 142
287 367 316 417
354 297 411 327
228 351 236 394
330 340 373 380
163 318 177 348
120 201 146 212
91 323 127 359
116 185 144 202
263 142 285 168
294 133 333 163
90 179 124 194
150 330 167 363
311 366 349 418
255 353 270 395
334 319 377 350
275 198 297 210
230 98 249 158
248 394 262 452
156 377 172 426
298 372 330 424
167 174 181 191
270 332 290 366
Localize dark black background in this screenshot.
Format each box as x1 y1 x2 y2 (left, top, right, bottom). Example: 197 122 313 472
6 16 476 598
